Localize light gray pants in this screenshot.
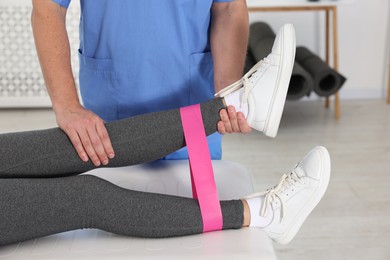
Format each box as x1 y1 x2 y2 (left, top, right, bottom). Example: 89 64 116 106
0 99 243 246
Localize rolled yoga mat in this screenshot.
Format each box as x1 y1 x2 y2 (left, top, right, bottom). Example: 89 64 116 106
248 22 312 100
288 61 314 100
244 50 257 74
248 22 275 59
295 46 346 97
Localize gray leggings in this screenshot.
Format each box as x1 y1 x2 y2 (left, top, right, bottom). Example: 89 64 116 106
0 98 243 246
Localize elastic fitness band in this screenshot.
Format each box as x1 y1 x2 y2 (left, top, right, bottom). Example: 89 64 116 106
180 104 223 232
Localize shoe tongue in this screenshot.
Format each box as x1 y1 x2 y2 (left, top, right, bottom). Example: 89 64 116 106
293 164 308 178
266 53 279 65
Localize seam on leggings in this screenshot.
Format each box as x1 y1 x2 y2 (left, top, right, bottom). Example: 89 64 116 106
110 225 202 233
0 150 72 174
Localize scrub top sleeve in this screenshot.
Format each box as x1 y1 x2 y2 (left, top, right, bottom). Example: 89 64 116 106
51 0 71 8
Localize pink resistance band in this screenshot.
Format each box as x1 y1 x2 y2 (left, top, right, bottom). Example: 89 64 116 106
180 104 223 232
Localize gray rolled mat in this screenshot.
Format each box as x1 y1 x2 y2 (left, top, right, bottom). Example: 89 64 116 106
295 46 346 97
244 50 256 74
249 22 275 60
249 22 312 100
288 61 314 100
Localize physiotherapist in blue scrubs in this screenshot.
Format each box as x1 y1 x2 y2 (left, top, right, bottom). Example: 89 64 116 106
31 0 251 166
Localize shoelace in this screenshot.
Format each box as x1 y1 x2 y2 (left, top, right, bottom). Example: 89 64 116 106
213 57 271 99
241 57 270 103
246 170 303 223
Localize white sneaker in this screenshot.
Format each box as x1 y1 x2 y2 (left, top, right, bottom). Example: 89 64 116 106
215 24 296 137
246 146 331 245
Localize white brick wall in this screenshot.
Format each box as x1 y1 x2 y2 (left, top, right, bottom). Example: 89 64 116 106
0 0 80 107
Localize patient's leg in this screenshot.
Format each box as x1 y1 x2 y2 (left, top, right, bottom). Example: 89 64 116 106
0 99 225 178
0 147 331 246
0 175 243 246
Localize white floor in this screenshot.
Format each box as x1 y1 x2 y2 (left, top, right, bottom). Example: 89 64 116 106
223 100 390 260
1 99 389 260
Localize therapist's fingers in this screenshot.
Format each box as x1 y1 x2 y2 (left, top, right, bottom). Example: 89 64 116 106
226 106 241 133
237 112 252 133
95 121 115 161
86 125 109 166
66 129 89 162
219 108 233 133
77 128 102 167
217 121 226 134
218 107 252 134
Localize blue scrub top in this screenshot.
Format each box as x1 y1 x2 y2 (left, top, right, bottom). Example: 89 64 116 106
52 0 232 159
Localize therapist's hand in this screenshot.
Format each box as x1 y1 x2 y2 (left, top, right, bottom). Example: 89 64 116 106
217 105 252 134
56 106 115 166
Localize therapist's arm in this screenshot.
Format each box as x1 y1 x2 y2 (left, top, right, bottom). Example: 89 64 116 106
31 0 114 166
211 0 251 134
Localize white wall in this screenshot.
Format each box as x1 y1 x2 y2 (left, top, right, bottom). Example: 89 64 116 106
248 0 390 100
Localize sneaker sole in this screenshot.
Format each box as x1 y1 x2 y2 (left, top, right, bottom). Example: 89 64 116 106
274 146 331 245
260 24 296 138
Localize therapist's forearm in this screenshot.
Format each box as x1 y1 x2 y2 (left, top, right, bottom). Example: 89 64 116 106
211 0 249 93
31 1 115 166
31 1 81 113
